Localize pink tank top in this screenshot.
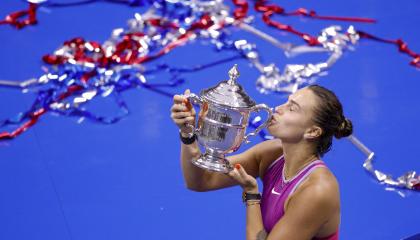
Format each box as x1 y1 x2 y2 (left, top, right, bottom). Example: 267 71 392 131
260 155 339 240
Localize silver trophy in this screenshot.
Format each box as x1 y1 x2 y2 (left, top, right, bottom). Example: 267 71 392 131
185 64 273 173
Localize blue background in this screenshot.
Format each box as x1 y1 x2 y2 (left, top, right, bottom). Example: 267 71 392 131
0 1 419 239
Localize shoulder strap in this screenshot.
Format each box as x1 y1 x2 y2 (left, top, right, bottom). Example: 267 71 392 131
288 161 327 196
266 155 284 171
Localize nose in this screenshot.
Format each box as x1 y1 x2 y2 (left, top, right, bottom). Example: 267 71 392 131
274 105 284 115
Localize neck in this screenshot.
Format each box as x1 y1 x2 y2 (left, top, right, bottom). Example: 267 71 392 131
282 141 318 180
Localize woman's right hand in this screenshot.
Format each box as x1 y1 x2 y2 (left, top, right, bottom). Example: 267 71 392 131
171 89 196 135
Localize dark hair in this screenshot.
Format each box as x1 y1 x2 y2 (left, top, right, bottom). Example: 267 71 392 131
307 85 353 156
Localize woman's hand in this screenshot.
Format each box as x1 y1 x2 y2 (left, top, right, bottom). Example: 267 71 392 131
171 89 196 135
228 164 259 193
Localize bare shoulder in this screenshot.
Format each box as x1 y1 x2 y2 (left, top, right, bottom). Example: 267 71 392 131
308 167 339 192
302 167 339 196
290 166 340 211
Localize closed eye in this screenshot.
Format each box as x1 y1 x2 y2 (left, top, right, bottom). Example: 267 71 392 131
288 99 300 112
287 102 297 111
289 104 294 111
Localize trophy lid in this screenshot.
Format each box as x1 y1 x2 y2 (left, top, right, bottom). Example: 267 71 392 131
201 64 256 108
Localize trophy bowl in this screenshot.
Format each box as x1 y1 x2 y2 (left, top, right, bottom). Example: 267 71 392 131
185 64 272 173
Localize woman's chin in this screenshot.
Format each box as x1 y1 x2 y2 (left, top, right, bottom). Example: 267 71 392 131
267 124 284 138
267 125 278 135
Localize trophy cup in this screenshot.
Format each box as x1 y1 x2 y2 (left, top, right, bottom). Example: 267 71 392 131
185 64 273 173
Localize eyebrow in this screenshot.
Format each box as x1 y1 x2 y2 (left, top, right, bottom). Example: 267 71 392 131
289 99 301 109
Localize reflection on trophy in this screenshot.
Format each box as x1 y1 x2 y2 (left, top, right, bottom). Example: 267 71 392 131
185 64 273 173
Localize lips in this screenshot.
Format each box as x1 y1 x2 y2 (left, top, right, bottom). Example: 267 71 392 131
269 115 278 126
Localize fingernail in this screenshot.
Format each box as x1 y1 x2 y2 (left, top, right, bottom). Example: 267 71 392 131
184 99 192 111
235 164 241 170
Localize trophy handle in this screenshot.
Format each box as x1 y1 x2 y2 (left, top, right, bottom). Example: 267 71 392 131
183 93 203 138
243 104 273 143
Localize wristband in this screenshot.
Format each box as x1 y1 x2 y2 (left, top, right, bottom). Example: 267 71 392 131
242 191 262 203
179 131 196 145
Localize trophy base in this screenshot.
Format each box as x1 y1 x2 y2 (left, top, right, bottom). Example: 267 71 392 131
191 152 233 173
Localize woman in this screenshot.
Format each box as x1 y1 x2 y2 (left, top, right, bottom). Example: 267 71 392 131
170 85 352 240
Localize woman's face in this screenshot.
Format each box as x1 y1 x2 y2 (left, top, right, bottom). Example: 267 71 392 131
267 87 319 143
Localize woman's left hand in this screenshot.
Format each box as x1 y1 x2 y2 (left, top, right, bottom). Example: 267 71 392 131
228 164 259 193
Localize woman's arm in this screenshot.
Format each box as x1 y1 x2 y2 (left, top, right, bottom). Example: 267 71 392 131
267 177 338 240
180 137 283 191
229 167 338 240
172 90 259 191
228 165 267 239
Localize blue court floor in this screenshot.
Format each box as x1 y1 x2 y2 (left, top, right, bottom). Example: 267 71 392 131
0 1 419 239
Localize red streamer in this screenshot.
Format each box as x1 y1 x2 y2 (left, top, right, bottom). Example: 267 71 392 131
284 8 376 23
357 31 420 68
42 37 107 66
0 85 83 139
253 0 320 45
232 0 249 20
0 3 38 29
139 14 216 62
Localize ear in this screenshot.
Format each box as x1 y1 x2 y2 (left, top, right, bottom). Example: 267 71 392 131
304 126 323 140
